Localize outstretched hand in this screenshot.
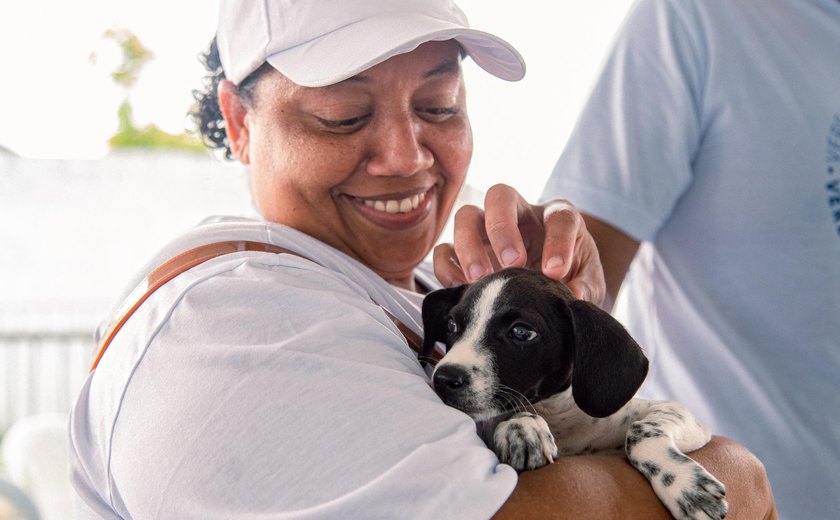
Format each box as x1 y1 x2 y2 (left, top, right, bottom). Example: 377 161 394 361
433 184 605 305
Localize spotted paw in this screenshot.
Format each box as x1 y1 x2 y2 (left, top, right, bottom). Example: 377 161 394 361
493 412 557 471
650 461 728 520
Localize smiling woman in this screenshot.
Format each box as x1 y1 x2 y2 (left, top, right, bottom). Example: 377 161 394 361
68 1 528 517
218 41 470 290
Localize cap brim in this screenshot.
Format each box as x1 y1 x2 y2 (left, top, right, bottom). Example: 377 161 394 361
265 13 525 87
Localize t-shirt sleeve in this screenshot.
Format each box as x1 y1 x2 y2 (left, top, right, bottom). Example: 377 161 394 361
96 256 516 519
541 0 706 241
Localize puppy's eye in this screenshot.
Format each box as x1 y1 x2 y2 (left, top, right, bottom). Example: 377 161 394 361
509 325 538 342
447 318 459 334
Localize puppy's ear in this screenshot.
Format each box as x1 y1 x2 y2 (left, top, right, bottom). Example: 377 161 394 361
420 285 466 365
566 300 649 417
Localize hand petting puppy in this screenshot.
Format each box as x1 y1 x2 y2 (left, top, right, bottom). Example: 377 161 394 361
432 184 605 306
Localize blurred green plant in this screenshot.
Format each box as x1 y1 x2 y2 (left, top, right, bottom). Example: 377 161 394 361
109 101 205 152
105 28 153 90
104 29 204 153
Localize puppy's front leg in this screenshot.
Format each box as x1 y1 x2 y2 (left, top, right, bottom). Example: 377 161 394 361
493 412 558 471
625 401 728 520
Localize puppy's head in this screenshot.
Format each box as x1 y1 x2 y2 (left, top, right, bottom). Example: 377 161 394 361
421 268 648 420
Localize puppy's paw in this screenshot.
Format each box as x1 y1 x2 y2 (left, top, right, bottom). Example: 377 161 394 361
635 452 728 520
493 412 557 471
670 465 728 520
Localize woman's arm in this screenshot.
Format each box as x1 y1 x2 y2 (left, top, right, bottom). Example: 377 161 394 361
495 436 777 520
579 213 640 311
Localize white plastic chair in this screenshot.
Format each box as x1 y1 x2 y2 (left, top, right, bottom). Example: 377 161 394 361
1 414 71 520
0 477 41 520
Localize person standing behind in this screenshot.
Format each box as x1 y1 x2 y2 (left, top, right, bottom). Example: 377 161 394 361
540 0 840 518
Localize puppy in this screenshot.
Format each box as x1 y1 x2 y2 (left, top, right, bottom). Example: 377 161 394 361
421 268 728 520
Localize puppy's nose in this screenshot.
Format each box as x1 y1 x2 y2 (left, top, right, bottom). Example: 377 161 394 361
433 365 470 397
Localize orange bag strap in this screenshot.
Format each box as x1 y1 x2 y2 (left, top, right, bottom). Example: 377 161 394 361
90 240 432 372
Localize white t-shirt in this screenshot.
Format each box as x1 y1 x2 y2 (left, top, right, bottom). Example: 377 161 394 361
543 1 840 518
69 217 516 519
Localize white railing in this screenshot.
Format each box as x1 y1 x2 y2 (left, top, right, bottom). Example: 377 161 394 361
0 332 92 433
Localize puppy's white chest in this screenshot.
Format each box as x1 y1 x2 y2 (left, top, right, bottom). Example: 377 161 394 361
533 390 628 455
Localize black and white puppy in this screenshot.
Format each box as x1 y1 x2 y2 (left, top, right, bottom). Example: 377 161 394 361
421 268 728 520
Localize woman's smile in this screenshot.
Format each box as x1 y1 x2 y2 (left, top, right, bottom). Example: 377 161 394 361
346 186 435 230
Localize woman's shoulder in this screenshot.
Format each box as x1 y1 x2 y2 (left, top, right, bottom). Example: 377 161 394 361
98 216 428 372
102 216 389 331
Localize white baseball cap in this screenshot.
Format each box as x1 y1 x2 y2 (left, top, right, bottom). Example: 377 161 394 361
216 0 526 86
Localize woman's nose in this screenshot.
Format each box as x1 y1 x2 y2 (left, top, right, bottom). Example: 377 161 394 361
364 116 434 177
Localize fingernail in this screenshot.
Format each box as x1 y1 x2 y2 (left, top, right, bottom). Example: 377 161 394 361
500 248 519 266
545 256 564 271
468 264 486 282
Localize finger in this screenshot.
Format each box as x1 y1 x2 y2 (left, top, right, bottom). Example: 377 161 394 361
563 242 607 306
482 184 529 269
565 279 592 303
451 205 493 282
432 243 469 288
566 274 606 306
540 199 581 281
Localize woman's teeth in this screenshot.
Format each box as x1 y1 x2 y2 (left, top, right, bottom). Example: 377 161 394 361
362 192 426 214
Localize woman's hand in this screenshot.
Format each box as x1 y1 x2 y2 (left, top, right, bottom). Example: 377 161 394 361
433 184 605 305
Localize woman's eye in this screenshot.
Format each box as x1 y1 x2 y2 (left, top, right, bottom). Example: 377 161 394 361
418 106 459 122
447 318 459 334
316 114 370 132
509 325 538 342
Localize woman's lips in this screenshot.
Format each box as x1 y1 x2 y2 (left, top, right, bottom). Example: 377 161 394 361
347 187 434 228
359 191 427 214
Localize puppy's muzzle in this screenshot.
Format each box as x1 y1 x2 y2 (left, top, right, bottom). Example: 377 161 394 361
433 365 470 404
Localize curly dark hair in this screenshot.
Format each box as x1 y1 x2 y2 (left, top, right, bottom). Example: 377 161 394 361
189 37 270 159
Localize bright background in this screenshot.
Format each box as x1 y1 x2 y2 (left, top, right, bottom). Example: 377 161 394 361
0 0 634 200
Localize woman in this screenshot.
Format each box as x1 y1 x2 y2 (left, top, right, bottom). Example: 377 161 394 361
69 1 774 518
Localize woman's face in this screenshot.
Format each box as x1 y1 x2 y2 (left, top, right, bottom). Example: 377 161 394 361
224 40 472 289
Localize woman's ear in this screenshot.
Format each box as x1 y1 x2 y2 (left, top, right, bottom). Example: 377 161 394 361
217 79 251 164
